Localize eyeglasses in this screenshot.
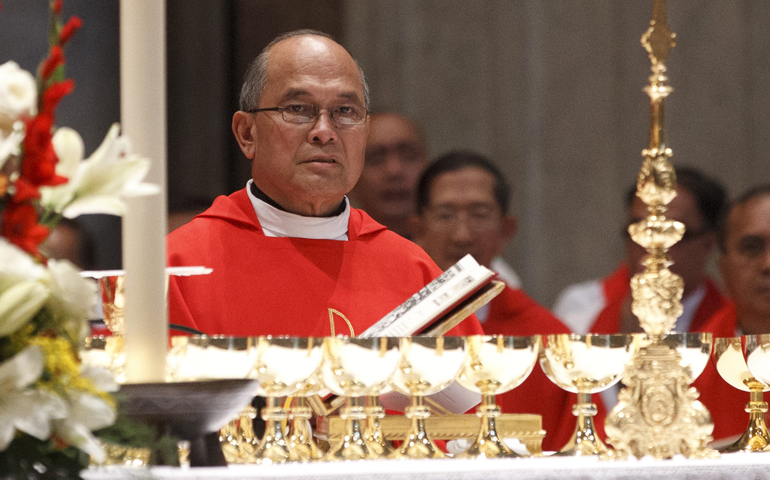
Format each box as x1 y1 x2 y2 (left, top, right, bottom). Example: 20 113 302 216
424 206 501 232
248 103 368 125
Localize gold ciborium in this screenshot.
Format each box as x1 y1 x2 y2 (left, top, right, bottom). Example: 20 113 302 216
455 335 540 458
390 336 466 459
252 336 324 464
287 376 325 462
541 334 635 456
714 336 770 453
320 336 401 461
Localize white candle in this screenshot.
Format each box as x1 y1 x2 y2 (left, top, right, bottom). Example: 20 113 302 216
122 184 168 383
119 0 167 187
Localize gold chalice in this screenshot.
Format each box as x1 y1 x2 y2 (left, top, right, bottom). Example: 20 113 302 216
456 335 540 458
320 336 401 461
364 389 393 457
713 336 770 453
540 334 635 456
167 335 260 463
390 336 466 459
287 376 325 462
98 275 125 335
252 336 324 464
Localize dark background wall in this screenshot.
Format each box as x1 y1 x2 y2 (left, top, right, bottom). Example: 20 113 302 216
1 1 768 305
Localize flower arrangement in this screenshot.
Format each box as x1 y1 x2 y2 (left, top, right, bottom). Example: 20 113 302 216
0 1 150 477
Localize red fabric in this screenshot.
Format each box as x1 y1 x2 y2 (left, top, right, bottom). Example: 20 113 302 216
479 286 575 452
166 188 483 338
587 265 750 442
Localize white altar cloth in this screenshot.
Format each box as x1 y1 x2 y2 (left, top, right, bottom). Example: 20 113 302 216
84 451 770 480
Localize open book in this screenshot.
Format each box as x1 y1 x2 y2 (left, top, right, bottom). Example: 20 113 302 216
308 255 504 417
361 254 499 338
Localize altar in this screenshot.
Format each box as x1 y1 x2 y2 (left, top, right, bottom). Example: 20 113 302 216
83 453 770 480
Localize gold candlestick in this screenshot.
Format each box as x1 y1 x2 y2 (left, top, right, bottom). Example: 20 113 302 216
603 0 716 459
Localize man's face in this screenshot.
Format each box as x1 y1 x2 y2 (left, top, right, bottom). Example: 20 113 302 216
352 114 426 223
413 167 516 270
719 194 770 325
239 35 368 216
625 187 716 296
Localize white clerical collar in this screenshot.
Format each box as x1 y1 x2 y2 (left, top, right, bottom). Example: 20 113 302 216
246 180 350 241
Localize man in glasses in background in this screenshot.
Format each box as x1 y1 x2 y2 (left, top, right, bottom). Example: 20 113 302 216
166 30 482 338
410 151 573 451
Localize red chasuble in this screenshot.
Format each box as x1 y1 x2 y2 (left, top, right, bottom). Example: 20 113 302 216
166 188 483 338
480 286 575 452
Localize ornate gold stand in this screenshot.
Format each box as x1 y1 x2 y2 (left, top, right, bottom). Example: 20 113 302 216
603 0 716 459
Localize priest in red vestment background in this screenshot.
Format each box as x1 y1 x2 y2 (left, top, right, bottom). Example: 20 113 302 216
410 151 573 452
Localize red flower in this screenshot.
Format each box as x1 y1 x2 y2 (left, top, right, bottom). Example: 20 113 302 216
41 79 74 116
58 16 82 45
11 178 41 203
51 0 63 15
41 46 64 80
1 202 49 257
22 114 68 188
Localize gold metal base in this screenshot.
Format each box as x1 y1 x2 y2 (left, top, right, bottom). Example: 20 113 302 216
220 406 259 464
720 391 770 453
253 400 291 464
391 397 444 459
288 398 324 462
554 393 612 457
324 397 374 461
455 395 520 458
605 342 717 459
364 396 394 457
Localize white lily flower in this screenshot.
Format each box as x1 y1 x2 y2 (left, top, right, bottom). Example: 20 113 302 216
0 346 67 451
0 237 46 286
53 390 116 463
0 61 37 136
45 259 97 330
0 280 49 337
40 123 151 218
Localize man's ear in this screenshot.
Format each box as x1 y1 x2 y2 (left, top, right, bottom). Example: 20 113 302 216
232 111 256 160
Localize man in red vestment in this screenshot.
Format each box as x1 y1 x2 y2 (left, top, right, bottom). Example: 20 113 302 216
167 30 482 339
410 151 573 452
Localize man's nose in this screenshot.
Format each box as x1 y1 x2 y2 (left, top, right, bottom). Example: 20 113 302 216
384 155 405 177
450 214 475 243
307 110 338 144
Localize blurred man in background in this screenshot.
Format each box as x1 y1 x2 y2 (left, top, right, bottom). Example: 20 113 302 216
411 150 573 451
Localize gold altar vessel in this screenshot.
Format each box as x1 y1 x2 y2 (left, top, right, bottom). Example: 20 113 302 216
603 0 717 459
714 336 770 453
541 334 635 457
455 335 540 458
